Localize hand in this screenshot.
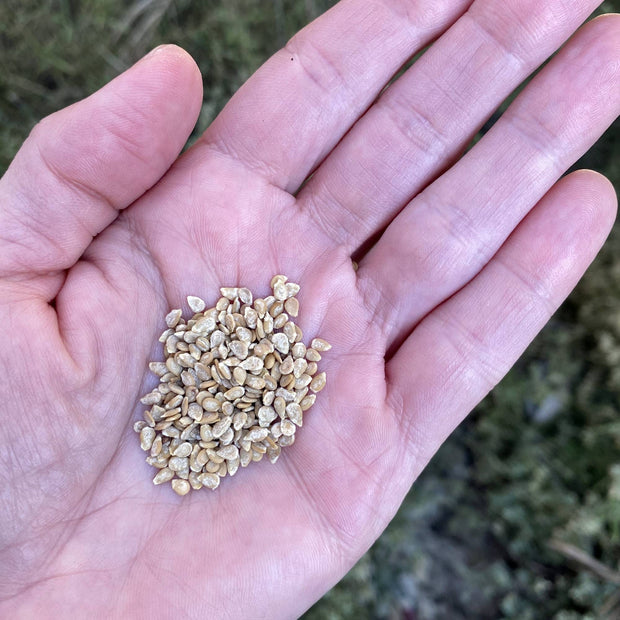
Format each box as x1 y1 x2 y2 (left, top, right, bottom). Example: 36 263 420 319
0 1 618 617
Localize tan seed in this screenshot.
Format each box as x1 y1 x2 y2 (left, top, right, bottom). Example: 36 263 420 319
212 416 232 438
285 282 300 298
165 309 183 328
202 398 220 412
240 357 264 372
220 287 239 300
286 403 303 426
153 468 175 485
271 333 289 355
233 366 247 386
284 297 299 317
187 296 206 313
310 372 326 393
217 445 239 460
173 442 193 458
311 338 332 352
305 348 322 362
300 394 316 411
199 472 221 490
224 386 245 400
171 479 191 496
140 427 156 451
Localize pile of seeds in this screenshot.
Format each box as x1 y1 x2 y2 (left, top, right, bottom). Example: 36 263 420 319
134 275 330 495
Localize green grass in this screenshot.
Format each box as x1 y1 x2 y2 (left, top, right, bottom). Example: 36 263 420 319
1 2 619 617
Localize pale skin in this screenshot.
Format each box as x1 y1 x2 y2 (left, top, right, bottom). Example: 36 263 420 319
0 0 618 617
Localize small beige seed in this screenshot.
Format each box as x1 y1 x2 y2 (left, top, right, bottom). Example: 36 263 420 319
305 348 322 362
212 416 232 438
173 442 193 458
189 471 203 490
149 361 168 376
270 274 287 288
300 394 317 411
200 424 214 442
228 458 240 476
206 460 221 473
240 449 252 467
273 282 288 301
285 282 300 298
217 445 239 460
220 287 239 300
219 427 235 445
165 309 183 328
274 396 286 417
159 328 173 343
166 357 182 375
153 468 175 485
200 472 221 489
283 321 297 342
311 338 332 352
238 288 253 305
281 419 296 436
291 343 306 359
258 406 277 426
273 313 289 330
169 456 189 472
140 427 156 451
187 296 206 313
245 375 266 390
202 398 220 412
280 356 294 375
233 366 247 385
286 403 303 426
134 420 147 433
246 427 269 442
240 357 264 372
224 386 245 400
254 298 267 317
279 434 295 447
284 297 299 317
140 391 162 406
271 333 289 355
310 372 326 393
171 479 191 496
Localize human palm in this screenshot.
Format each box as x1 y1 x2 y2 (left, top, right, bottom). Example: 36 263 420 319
1 1 618 617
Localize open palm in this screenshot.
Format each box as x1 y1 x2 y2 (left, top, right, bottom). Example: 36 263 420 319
1 1 618 617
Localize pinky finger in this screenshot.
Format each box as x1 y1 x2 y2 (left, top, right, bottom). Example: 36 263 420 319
387 170 617 475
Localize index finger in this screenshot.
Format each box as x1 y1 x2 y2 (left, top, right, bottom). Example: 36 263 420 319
197 0 472 192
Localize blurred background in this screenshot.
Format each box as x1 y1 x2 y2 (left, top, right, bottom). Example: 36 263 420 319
1 1 618 618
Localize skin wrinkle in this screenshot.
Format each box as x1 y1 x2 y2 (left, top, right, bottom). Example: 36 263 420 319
464 8 528 69
493 253 558 317
198 131 286 193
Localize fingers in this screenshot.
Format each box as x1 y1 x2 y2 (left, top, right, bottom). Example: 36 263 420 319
358 14 620 348
386 170 617 475
198 0 473 192
297 0 602 250
0 45 202 280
